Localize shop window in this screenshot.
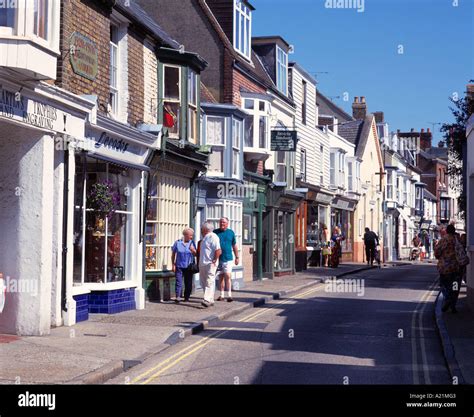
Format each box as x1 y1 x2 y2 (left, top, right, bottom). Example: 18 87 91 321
206 201 243 248
206 116 225 175
276 45 288 95
163 65 181 137
274 210 291 270
242 213 252 244
73 156 134 284
188 69 198 144
145 172 190 271
233 0 251 59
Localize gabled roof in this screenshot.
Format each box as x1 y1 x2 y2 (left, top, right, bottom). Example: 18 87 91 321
116 0 180 48
317 90 353 122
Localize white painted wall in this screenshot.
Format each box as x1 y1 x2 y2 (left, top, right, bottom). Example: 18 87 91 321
0 125 55 335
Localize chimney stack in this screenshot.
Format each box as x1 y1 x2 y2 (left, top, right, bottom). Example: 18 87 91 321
352 96 367 120
374 111 384 123
420 128 433 151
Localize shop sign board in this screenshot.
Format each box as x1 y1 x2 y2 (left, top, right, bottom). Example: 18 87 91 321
270 130 297 151
69 32 99 81
0 86 84 137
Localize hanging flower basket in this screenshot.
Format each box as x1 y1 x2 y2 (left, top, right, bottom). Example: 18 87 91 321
87 180 121 219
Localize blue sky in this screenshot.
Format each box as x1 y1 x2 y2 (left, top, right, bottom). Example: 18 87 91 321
252 0 473 141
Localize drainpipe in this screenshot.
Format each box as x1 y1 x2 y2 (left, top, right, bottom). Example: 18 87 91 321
61 146 69 312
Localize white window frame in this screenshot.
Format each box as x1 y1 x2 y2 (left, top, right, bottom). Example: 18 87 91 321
242 98 269 150
110 24 120 117
206 200 243 250
206 116 226 176
276 45 288 95
145 172 190 272
330 151 336 187
163 64 182 138
300 148 307 182
348 160 353 192
188 69 198 143
232 118 242 178
233 0 252 59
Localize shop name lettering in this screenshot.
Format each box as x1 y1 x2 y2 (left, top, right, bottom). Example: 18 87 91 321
0 89 58 129
94 132 129 153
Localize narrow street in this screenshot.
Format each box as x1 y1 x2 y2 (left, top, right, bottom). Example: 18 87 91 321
110 264 450 385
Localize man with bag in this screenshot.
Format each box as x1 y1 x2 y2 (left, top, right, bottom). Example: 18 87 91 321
434 224 469 313
363 227 379 266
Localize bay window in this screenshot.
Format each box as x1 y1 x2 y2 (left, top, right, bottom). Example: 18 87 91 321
163 65 181 137
348 161 353 191
276 45 288 95
34 0 48 40
0 3 16 30
206 116 225 175
233 0 251 59
330 152 336 187
188 69 198 143
275 151 287 183
387 170 393 199
300 148 306 182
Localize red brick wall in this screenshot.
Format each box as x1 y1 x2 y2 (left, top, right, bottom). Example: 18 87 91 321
232 67 266 107
57 0 145 124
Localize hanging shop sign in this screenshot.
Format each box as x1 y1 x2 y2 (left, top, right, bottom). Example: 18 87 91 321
270 130 297 151
0 86 84 136
314 192 333 205
69 32 99 81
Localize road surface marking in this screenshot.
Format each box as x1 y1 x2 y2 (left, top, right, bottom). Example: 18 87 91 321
133 283 324 384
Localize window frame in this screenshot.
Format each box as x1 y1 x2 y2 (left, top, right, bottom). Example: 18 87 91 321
206 116 226 176
233 0 252 59
163 64 182 138
276 45 288 95
109 24 120 117
187 69 198 144
242 98 269 150
232 118 242 178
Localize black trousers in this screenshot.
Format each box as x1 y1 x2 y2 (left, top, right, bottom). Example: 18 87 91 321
440 272 462 308
365 244 376 265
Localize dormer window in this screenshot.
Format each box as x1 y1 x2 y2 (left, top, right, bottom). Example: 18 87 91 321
234 0 251 59
276 45 288 95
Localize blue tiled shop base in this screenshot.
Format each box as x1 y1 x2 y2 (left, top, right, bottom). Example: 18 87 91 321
88 288 136 314
73 294 89 323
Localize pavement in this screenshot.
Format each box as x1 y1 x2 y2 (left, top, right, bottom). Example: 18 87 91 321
108 263 449 385
0 263 372 385
435 285 474 385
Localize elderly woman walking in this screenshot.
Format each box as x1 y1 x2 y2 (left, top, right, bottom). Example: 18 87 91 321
171 228 197 303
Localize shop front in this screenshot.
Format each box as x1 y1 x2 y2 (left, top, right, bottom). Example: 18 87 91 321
265 187 304 278
331 197 356 262
0 77 94 335
69 115 159 324
305 190 333 267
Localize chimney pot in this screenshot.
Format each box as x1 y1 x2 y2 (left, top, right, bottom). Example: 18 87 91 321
354 97 359 103
361 96 366 103
421 129 424 133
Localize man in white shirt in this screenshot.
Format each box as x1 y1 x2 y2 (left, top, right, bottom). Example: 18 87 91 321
197 222 222 307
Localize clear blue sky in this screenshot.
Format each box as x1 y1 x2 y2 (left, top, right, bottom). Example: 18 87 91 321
252 0 473 142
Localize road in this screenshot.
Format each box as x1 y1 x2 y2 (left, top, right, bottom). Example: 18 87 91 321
109 264 450 385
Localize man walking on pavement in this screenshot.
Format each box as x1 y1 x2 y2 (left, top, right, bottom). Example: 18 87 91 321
363 227 379 266
214 217 239 302
197 222 222 308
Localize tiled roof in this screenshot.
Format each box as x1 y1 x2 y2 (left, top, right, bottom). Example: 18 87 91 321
116 0 180 48
317 90 353 122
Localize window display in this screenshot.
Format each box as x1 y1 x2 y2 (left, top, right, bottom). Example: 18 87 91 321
73 155 133 284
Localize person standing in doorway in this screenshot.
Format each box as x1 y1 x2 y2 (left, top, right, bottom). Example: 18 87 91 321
363 227 379 266
197 222 222 308
171 228 197 303
214 217 239 302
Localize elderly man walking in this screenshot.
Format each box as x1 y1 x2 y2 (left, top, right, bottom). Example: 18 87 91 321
215 217 239 302
197 222 222 308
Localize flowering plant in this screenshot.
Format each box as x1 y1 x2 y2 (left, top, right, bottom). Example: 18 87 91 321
87 180 121 218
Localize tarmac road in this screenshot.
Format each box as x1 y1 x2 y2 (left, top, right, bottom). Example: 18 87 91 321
109 264 450 385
